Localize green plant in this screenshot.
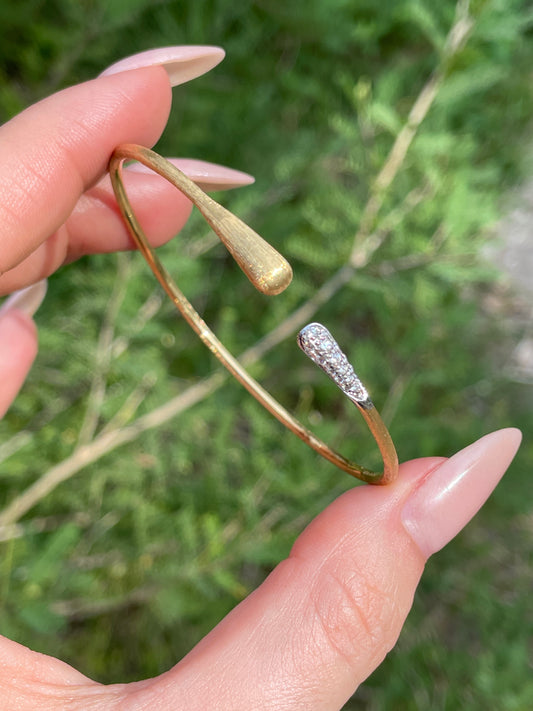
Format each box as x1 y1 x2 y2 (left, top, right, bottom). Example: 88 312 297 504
0 0 532 707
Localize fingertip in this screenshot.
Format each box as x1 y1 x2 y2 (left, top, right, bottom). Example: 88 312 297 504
0 66 175 277
0 307 38 342
0 308 38 418
290 456 445 563
64 170 193 260
85 65 174 163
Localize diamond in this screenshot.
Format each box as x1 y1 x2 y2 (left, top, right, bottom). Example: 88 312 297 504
297 322 370 404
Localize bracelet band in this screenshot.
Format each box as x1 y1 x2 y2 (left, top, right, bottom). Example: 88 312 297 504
109 144 398 485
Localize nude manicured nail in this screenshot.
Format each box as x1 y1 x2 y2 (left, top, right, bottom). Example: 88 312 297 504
126 158 254 191
401 428 522 558
0 280 48 318
100 46 225 87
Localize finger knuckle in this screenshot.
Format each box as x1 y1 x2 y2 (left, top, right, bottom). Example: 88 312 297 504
309 565 394 671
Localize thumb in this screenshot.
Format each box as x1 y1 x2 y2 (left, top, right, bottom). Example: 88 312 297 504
127 428 521 710
0 281 46 417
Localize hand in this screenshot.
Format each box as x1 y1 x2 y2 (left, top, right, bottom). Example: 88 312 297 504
0 47 522 710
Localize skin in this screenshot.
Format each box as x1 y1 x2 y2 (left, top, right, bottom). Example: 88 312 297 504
0 67 458 710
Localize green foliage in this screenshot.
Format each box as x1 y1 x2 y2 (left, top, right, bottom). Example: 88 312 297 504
0 0 532 708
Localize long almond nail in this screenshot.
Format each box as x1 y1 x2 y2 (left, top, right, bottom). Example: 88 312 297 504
99 46 225 87
401 428 522 558
0 280 48 318
0 279 48 316
126 157 254 191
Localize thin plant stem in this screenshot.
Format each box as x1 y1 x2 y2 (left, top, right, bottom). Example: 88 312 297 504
77 253 132 446
350 0 473 266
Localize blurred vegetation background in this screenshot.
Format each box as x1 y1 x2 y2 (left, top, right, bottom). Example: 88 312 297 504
0 0 532 708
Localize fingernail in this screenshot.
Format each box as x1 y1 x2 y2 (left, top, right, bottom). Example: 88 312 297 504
99 45 225 87
0 280 48 318
401 428 522 558
125 157 254 191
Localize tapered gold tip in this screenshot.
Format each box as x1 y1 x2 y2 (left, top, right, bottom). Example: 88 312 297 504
255 259 293 295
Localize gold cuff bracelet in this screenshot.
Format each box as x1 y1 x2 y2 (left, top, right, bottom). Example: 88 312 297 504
109 144 398 485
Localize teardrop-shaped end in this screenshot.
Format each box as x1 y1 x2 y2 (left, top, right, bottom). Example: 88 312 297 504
198 198 293 296
253 255 293 295
230 232 293 295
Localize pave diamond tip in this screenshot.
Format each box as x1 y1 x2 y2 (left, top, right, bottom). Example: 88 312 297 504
297 322 370 405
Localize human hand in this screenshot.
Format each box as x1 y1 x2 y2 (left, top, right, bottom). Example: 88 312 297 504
0 47 522 710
